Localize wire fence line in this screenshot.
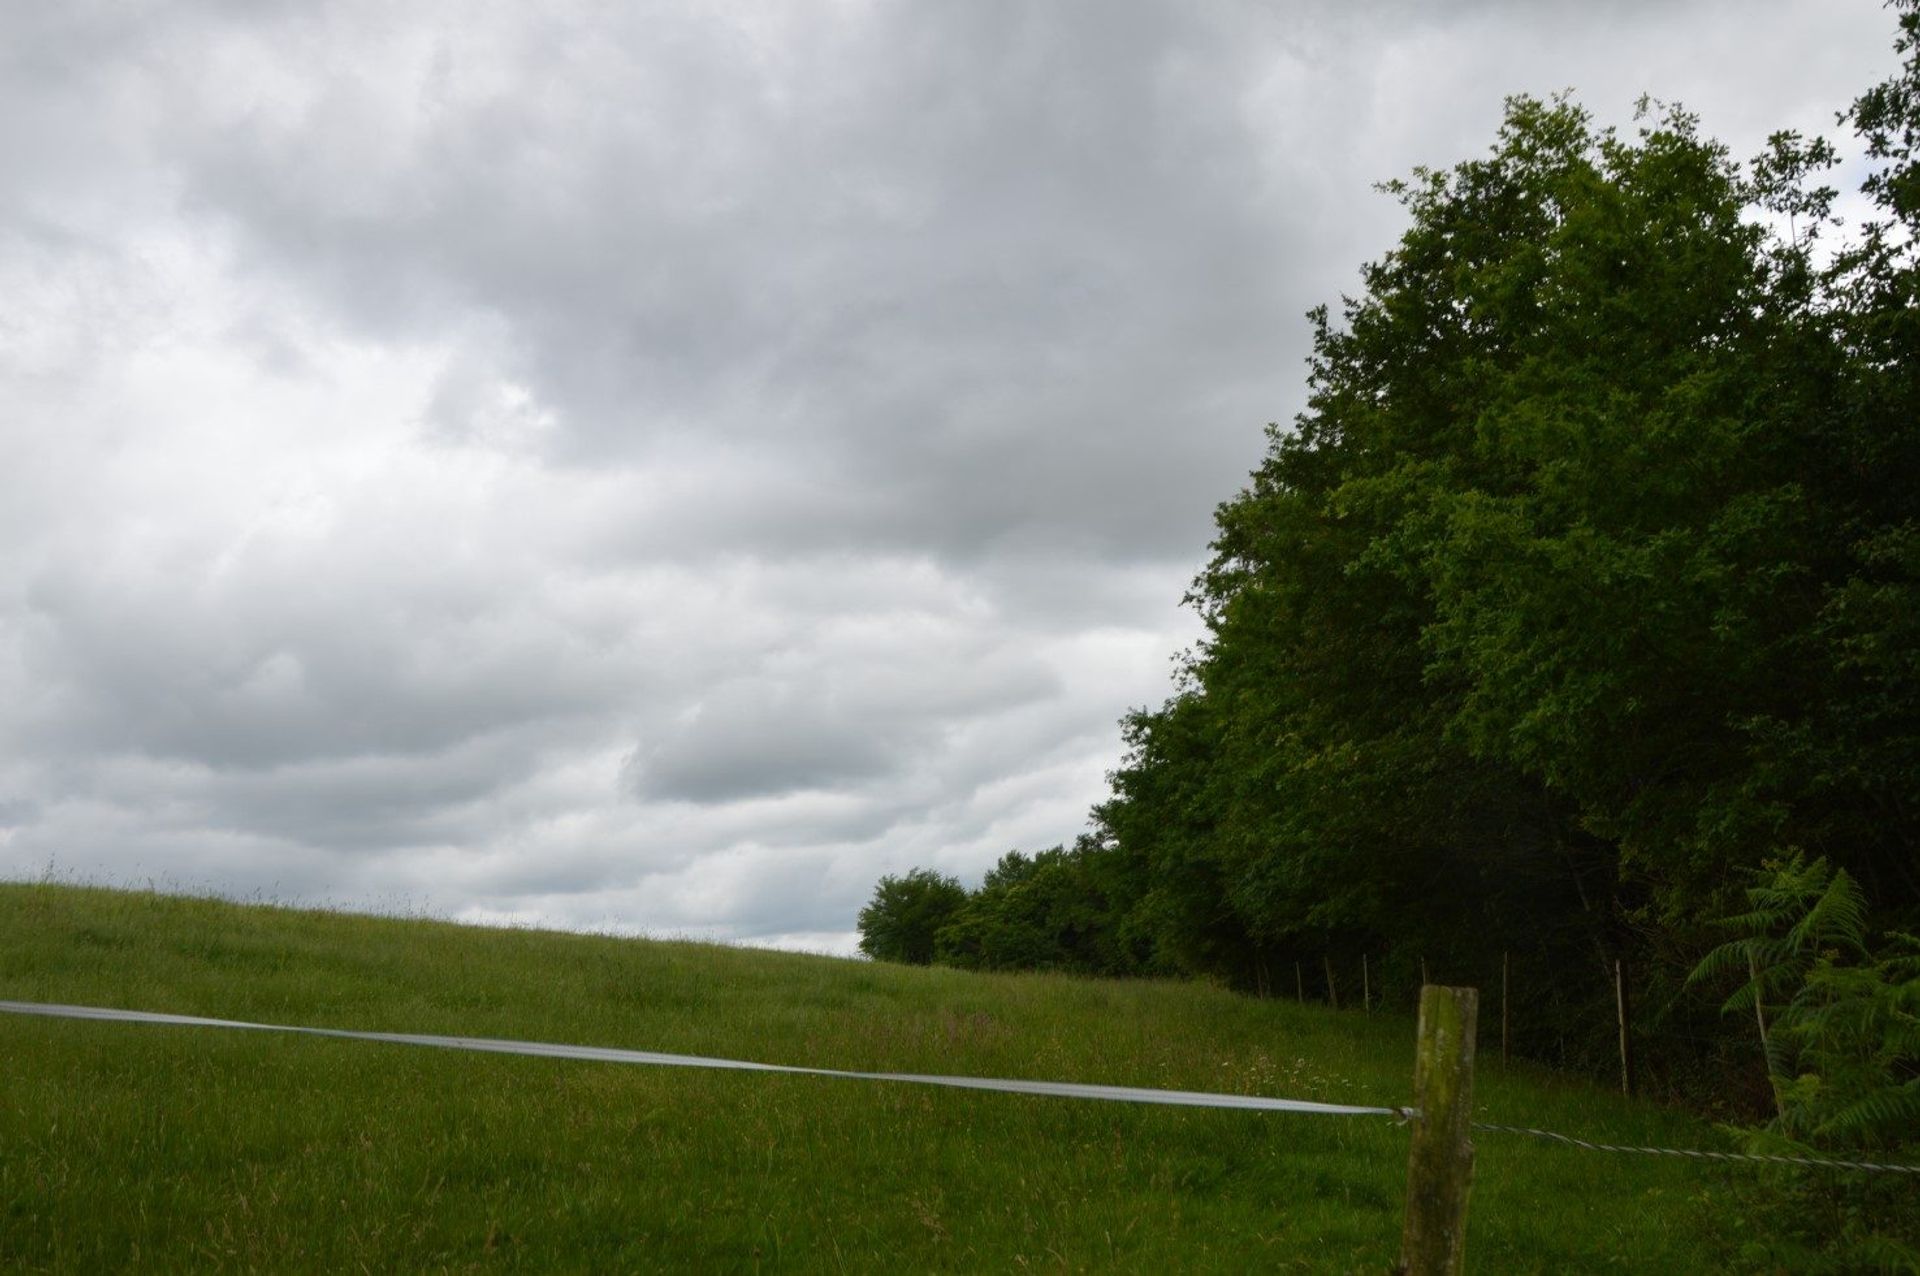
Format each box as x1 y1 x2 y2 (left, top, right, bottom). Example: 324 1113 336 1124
5 998 1917 1176
1472 1122 1920 1176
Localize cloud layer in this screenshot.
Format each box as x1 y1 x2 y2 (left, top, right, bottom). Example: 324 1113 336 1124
0 0 1899 950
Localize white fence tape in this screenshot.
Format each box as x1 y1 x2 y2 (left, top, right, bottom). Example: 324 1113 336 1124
13 999 1920 1174
0 1000 1407 1118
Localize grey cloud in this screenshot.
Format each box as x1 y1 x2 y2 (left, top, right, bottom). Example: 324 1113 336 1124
0 0 1899 948
629 692 902 804
130 1 1310 563
201 731 582 854
628 613 1063 802
16 542 634 771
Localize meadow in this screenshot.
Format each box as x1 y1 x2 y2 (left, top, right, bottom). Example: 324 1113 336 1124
2 883 1773 1271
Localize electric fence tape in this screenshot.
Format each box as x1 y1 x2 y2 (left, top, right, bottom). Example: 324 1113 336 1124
11 999 1920 1174
0 999 1404 1117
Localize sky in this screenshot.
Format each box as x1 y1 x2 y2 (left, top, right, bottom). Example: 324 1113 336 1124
0 0 1904 954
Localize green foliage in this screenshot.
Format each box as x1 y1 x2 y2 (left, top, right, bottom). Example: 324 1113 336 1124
1846 0 1920 235
1089 91 1811 1055
1088 4 1920 1095
1781 941 1920 1144
1690 855 1920 1271
856 868 966 965
856 4 1920 1157
1693 854 1920 1149
933 842 1152 976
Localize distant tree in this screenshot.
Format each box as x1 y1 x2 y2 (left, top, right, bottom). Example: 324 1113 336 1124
856 869 967 965
934 842 1146 975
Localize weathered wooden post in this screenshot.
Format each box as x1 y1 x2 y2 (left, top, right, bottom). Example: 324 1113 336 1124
1749 949 1784 1122
1501 952 1510 1071
1398 985 1478 1276
1324 955 1340 1010
1363 953 1372 1016
1614 959 1635 1099
1295 961 1305 1003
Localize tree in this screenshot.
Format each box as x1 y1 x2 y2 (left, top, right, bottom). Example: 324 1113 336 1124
934 842 1148 975
851 4 1920 1119
1103 83 1912 1072
856 869 967 965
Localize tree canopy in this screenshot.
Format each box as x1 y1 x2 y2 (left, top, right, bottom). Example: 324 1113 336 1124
856 869 967 965
860 0 1920 1133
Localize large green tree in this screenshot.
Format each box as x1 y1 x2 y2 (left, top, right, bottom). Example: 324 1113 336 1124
859 0 1920 1111
1102 75 1919 1077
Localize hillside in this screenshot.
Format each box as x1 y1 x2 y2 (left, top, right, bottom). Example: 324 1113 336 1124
2 883 1760 1271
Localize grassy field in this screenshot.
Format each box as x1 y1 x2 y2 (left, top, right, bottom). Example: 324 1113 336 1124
1 882 1768 1272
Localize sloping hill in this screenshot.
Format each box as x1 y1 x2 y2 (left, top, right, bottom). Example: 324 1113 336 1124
2 883 1743 1271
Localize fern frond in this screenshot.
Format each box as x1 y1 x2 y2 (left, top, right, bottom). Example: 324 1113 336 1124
1813 1080 1920 1140
1786 865 1869 957
1688 937 1758 986
1717 903 1799 933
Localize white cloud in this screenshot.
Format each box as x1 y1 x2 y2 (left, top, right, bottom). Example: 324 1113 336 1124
0 0 1902 945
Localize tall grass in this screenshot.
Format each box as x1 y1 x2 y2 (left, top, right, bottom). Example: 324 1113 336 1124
3 883 1759 1271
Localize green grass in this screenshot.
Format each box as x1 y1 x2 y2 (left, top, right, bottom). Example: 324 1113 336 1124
1 883 1760 1272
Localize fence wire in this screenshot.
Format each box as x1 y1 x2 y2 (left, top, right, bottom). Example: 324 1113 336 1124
1473 1122 1920 1176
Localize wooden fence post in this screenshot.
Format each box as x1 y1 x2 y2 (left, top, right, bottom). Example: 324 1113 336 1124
1295 961 1305 1003
1614 959 1635 1099
1398 985 1478 1276
1748 949 1785 1122
1324 956 1340 1011
1363 953 1372 1016
1501 952 1510 1071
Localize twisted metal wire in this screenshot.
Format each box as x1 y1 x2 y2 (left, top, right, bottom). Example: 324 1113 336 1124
1473 1122 1920 1175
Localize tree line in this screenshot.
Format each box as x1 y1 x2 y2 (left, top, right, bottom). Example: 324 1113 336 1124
861 0 1919 1165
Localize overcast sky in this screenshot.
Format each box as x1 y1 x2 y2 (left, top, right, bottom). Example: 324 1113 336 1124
0 1 1901 953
